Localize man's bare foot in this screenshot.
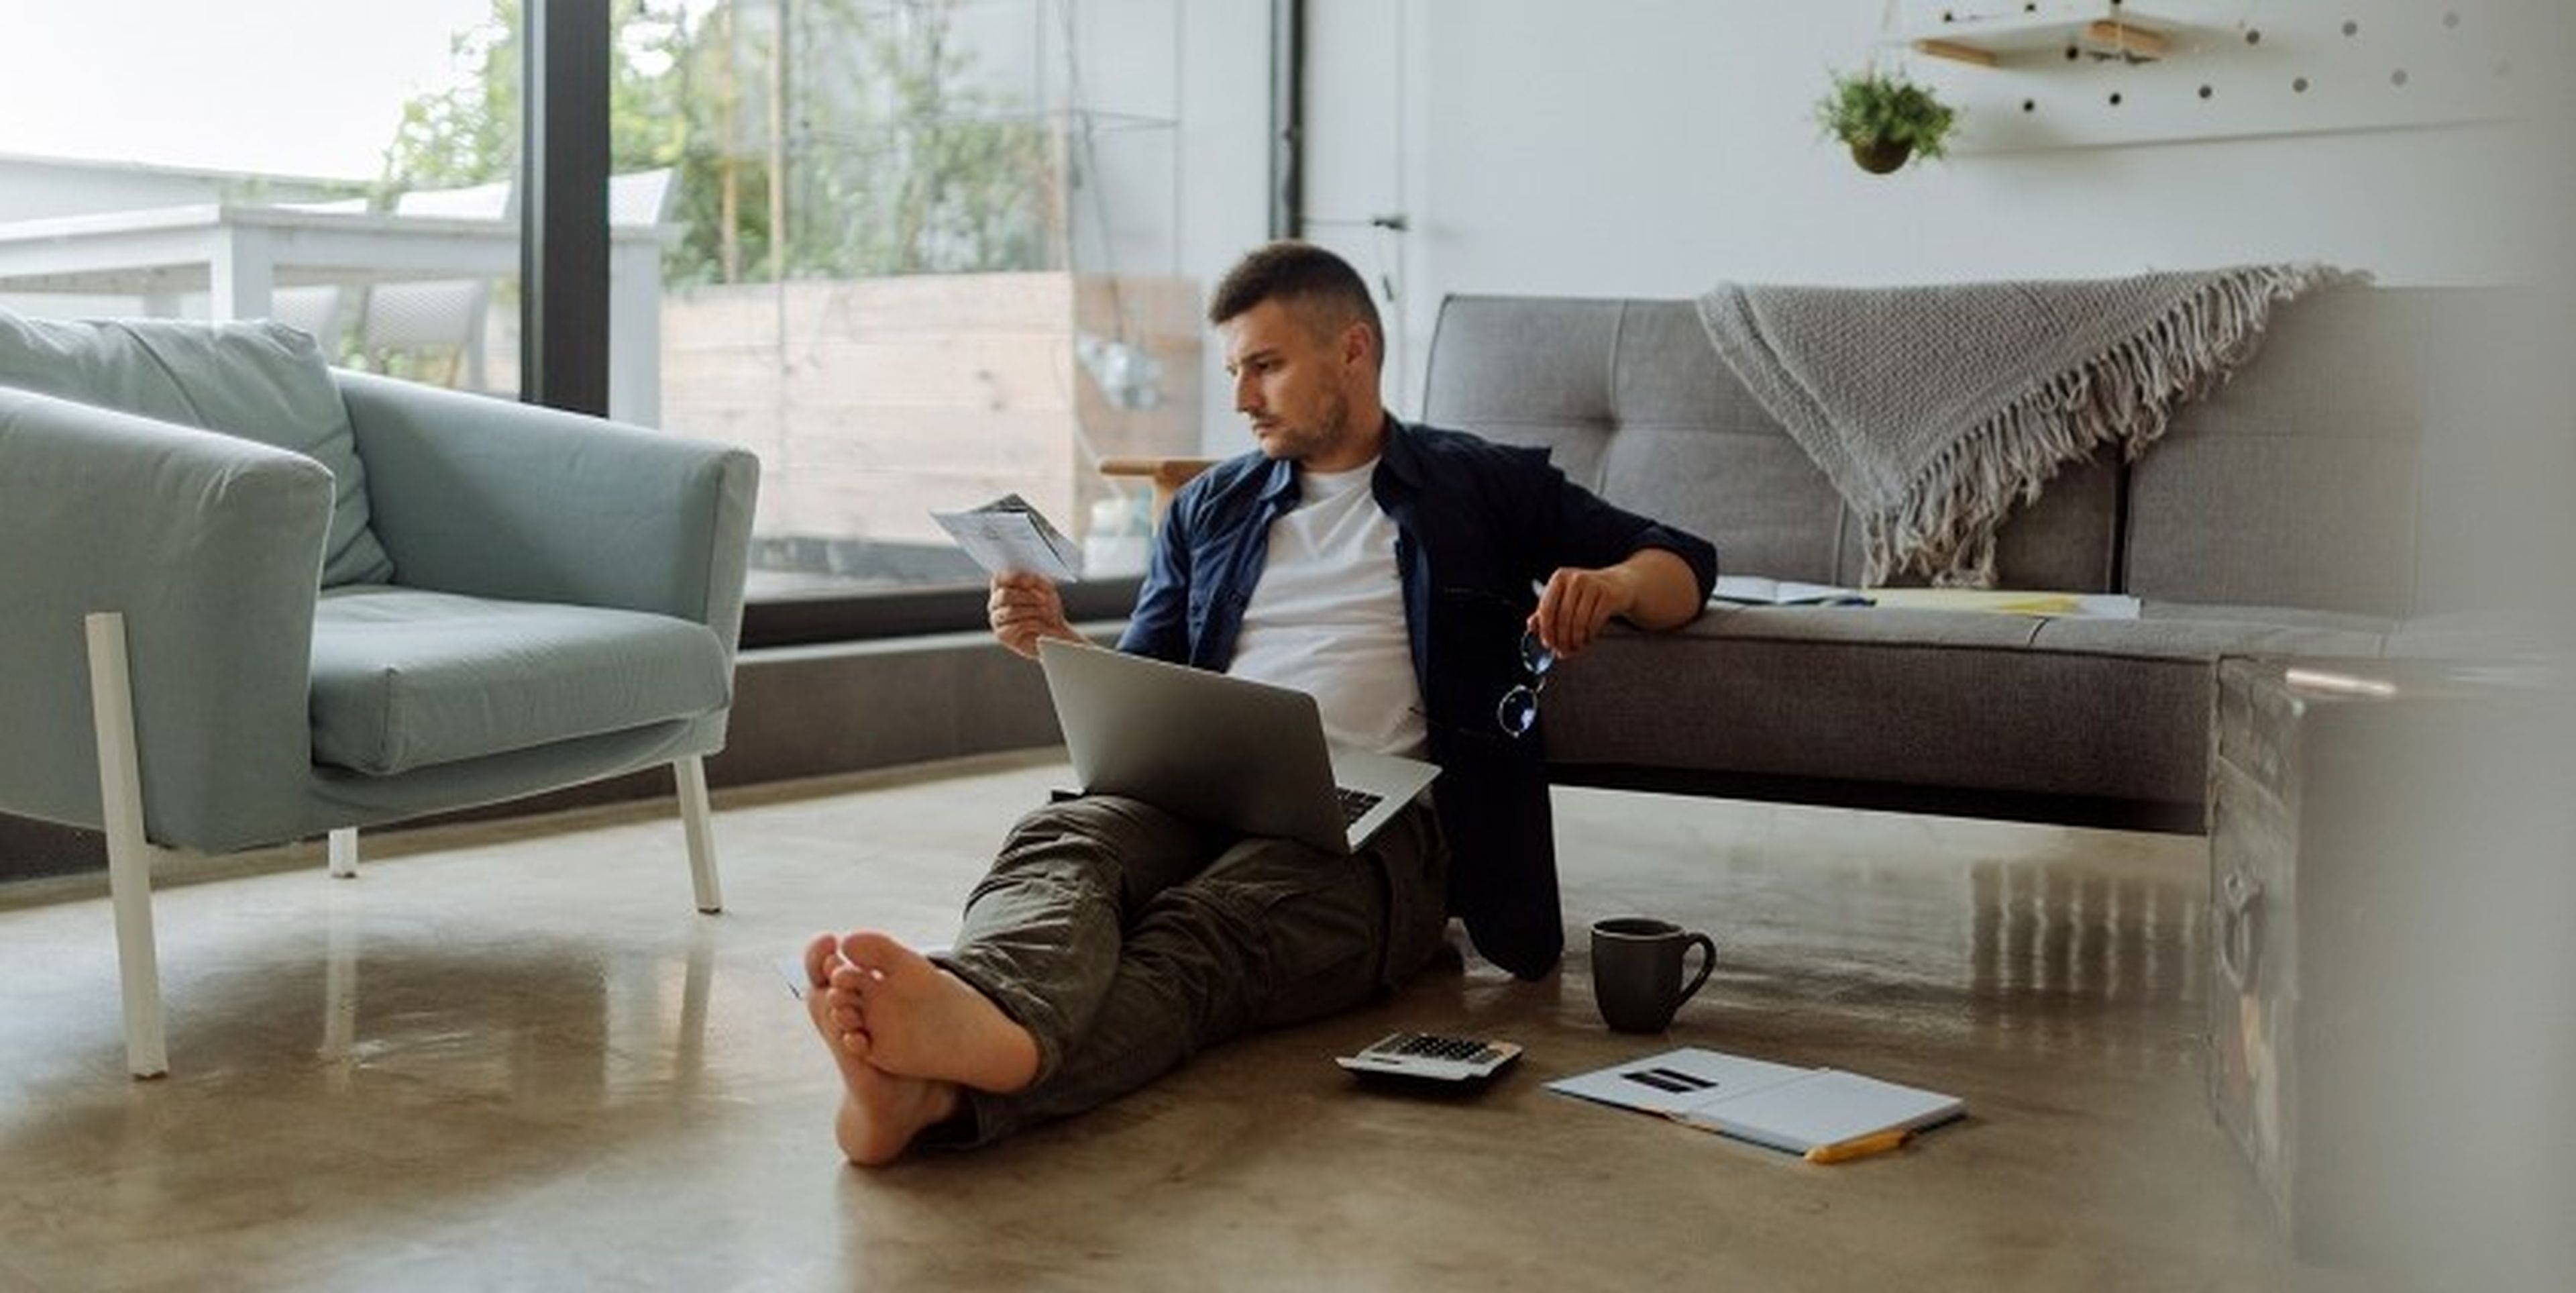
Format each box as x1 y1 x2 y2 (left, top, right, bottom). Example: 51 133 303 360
831 931 1042 1094
831 1062 961 1167
802 933 962 1166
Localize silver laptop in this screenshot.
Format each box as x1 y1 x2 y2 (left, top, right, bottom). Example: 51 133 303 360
1036 638 1440 855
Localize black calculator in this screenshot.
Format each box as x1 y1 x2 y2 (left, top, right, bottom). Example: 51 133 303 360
1335 1031 1523 1082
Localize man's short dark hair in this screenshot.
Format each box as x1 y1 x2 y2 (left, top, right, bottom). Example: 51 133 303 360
1208 240 1383 366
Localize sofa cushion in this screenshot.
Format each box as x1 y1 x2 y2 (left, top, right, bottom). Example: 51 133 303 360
309 588 731 776
2027 603 2398 660
0 311 395 587
1541 610 2202 805
1540 604 2399 809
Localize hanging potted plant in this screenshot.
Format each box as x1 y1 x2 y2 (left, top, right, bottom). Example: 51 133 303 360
1816 66 1959 174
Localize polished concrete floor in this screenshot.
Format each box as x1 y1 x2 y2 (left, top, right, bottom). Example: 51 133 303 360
0 753 2386 1291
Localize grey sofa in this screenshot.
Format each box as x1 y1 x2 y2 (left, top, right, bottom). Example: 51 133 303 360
1420 285 2519 831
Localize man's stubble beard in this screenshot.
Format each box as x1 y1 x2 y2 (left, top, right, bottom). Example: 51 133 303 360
1285 386 1351 464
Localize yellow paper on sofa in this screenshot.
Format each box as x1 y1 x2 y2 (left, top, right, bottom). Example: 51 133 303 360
1864 588 2139 619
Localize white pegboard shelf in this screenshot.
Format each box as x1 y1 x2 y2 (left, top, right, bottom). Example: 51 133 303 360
1897 3 2193 66
1877 0 2537 154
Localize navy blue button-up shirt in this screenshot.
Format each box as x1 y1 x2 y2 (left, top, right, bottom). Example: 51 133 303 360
1119 415 1719 978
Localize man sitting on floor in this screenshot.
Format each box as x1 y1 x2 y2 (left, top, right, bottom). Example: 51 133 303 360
803 240 1718 1163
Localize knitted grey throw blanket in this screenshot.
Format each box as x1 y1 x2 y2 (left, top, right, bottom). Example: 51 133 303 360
1696 265 2364 586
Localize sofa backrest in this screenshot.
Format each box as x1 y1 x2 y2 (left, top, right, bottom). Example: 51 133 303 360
2127 285 2498 618
1421 285 2498 616
1419 295 2122 592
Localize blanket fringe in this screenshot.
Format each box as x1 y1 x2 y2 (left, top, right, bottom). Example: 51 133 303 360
1868 264 2365 586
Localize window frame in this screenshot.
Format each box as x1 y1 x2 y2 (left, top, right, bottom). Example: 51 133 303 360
739 575 1144 649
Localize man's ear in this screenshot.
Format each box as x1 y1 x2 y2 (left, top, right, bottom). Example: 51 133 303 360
1340 320 1373 369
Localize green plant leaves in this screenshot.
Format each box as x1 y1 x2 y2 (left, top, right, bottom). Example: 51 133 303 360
1815 68 1960 162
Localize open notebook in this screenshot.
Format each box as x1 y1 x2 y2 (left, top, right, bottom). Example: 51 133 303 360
1550 1047 1965 1160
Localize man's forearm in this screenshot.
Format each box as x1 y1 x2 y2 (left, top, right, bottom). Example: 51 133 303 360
1617 548 1705 631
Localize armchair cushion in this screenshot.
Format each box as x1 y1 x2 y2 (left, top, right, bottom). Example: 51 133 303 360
0 311 396 588
309 588 731 776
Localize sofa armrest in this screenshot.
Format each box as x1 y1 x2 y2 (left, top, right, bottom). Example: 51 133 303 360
0 386 332 847
336 372 761 653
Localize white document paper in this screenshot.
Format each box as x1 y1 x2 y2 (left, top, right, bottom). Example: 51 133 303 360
1549 1047 1964 1155
1710 575 1874 607
1548 1047 1812 1117
1676 1068 1963 1154
930 493 1083 582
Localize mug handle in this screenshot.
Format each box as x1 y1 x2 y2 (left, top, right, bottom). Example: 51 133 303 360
1674 933 1717 1007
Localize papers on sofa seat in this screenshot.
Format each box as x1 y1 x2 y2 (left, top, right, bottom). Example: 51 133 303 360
1550 1047 1965 1161
1865 588 2140 619
1710 575 2141 619
1711 575 1874 606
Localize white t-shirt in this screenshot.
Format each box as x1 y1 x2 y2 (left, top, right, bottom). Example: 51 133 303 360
1226 460 1429 758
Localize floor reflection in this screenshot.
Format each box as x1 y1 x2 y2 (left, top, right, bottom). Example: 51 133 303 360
305 921 719 1103
1968 858 2206 1060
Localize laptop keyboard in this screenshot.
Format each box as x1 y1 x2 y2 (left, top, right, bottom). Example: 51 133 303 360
1335 786 1383 826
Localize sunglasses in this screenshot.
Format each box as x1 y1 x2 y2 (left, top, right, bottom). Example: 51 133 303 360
1496 628 1555 738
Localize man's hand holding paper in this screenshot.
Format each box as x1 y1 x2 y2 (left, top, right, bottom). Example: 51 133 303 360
989 572 1079 660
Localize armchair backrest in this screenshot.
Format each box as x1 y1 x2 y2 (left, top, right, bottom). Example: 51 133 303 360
0 310 395 588
334 370 761 670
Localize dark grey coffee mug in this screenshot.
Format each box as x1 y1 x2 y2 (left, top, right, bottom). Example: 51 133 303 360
1590 917 1717 1033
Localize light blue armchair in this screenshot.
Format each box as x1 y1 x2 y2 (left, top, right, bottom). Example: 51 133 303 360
0 313 759 1077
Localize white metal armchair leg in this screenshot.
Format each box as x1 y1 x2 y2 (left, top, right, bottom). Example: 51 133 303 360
676 756 721 913
327 827 359 878
84 612 170 1079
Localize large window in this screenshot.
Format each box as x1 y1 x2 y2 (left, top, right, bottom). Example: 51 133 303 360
1 0 1192 635
615 0 1195 609
0 1 525 396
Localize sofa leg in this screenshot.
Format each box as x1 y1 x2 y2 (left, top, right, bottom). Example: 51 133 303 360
676 756 721 914
84 613 170 1080
327 827 360 878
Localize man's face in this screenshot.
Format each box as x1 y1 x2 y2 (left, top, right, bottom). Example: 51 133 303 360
1219 297 1364 467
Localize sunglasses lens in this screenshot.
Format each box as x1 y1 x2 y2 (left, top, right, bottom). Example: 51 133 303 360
1497 686 1538 737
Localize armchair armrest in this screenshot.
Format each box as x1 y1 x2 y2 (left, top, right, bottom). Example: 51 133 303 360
335 372 761 652
0 386 333 849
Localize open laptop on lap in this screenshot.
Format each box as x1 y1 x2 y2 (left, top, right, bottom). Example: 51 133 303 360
1036 638 1438 856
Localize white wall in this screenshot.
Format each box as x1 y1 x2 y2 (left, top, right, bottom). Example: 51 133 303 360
1290 0 2571 427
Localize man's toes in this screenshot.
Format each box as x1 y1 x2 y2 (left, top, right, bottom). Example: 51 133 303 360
839 931 913 972
802 933 842 989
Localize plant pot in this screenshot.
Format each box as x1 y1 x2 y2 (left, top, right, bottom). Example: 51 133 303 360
1849 138 1912 174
